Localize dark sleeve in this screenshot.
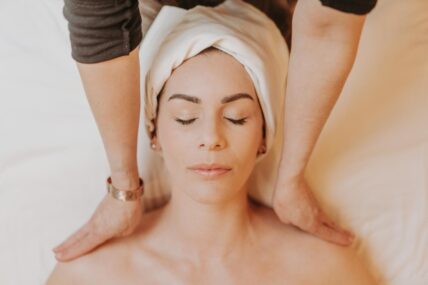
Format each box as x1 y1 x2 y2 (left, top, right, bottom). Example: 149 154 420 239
319 0 377 15
63 0 143 64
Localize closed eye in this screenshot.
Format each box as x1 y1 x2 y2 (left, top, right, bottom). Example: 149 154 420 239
175 118 197 125
226 117 247 125
174 117 248 126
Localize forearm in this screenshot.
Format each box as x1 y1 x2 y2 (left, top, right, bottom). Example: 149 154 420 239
279 0 366 181
77 46 141 189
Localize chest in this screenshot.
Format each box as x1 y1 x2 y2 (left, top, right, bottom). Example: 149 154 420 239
121 252 316 285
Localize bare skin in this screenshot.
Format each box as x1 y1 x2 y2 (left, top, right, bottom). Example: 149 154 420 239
47 202 375 285
53 0 363 262
53 46 143 261
273 0 366 245
48 48 374 285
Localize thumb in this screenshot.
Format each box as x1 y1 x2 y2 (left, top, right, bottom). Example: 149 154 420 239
55 230 109 262
53 223 90 253
314 215 355 246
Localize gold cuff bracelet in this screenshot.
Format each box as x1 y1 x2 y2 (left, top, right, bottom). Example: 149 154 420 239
106 176 144 202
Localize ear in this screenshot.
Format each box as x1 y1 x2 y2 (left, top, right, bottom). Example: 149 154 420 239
257 140 267 155
150 135 162 152
150 136 158 151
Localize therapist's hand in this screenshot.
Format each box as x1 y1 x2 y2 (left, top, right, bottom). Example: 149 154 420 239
273 175 355 246
52 193 142 262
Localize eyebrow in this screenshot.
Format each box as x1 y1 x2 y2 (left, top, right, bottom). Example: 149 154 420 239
167 93 254 104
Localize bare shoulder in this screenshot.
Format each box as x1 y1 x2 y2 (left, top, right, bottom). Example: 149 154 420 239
46 237 123 285
304 238 377 285
253 206 376 285
46 256 92 285
45 209 165 285
46 248 102 285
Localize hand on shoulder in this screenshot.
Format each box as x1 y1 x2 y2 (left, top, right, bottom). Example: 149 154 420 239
46 235 128 285
262 210 377 285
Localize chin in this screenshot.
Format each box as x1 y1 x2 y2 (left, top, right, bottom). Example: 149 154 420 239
183 182 243 204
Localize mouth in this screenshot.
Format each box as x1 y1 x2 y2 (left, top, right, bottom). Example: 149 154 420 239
187 164 232 178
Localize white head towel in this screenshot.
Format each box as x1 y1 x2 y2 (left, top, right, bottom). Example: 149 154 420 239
137 0 289 211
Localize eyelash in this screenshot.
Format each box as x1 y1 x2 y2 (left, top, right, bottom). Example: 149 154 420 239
175 118 197 125
175 117 248 126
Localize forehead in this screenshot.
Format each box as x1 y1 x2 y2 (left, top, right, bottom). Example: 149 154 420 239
161 50 257 102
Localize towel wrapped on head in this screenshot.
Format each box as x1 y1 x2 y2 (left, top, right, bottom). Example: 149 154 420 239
137 0 289 211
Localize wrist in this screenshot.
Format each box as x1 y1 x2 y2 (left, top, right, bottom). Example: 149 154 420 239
106 176 143 202
110 169 141 190
277 164 305 185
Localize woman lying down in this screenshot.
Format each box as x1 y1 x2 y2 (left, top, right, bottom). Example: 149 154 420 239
47 1 375 284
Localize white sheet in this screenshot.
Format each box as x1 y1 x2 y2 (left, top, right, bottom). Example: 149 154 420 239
0 0 427 284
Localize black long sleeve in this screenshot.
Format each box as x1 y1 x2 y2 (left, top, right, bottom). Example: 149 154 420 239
63 0 143 63
62 0 377 64
320 0 377 15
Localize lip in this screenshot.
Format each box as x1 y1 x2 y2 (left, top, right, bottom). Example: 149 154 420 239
187 163 232 178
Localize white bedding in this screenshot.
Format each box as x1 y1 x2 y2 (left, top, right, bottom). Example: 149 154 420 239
0 0 427 284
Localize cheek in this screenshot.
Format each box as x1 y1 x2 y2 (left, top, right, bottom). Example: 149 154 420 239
227 120 263 166
157 116 192 166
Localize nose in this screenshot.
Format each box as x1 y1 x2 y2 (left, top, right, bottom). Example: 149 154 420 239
198 118 227 151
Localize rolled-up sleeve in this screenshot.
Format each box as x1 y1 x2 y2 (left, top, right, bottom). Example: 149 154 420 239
319 0 377 15
63 0 143 63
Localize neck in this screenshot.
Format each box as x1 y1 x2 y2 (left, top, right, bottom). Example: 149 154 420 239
160 187 257 263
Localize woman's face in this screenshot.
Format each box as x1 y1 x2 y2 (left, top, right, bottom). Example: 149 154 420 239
154 49 264 204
